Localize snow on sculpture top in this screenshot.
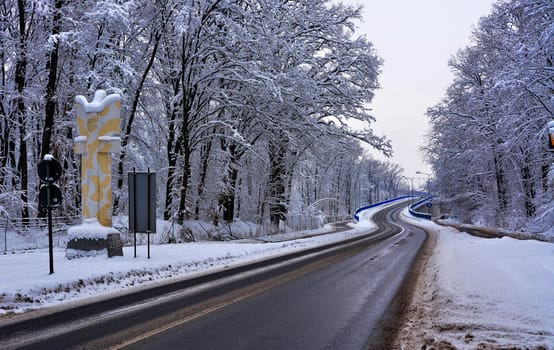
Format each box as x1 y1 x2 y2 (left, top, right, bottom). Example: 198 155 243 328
74 90 121 227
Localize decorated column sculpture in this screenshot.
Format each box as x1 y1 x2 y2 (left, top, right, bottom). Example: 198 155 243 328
66 90 123 259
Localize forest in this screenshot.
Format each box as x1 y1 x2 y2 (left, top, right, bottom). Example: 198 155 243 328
0 0 405 235
426 0 554 234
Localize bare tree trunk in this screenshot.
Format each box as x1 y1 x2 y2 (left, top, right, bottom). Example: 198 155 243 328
219 165 239 223
113 30 162 213
0 13 9 187
0 104 11 187
218 142 244 223
176 45 191 225
520 162 536 218
164 107 179 220
194 139 212 220
491 145 508 212
161 45 181 220
267 140 288 233
345 169 352 214
40 0 63 160
257 182 266 226
541 163 549 194
15 0 29 222
176 128 191 224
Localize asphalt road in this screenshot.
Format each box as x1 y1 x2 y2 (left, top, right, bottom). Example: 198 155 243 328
1 202 427 350
122 203 426 350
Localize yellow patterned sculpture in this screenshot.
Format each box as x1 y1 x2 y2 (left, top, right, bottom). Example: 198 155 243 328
74 90 121 227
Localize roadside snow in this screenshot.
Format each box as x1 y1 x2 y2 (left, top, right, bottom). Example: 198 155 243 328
398 209 554 349
0 201 388 316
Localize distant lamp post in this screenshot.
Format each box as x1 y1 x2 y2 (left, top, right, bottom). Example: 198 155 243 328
368 184 375 204
416 171 432 196
401 176 415 203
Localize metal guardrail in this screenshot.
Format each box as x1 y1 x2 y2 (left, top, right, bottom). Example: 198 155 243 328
408 196 433 220
353 195 435 222
353 196 413 222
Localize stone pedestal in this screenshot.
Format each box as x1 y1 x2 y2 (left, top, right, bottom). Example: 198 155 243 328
107 233 123 257
65 218 123 259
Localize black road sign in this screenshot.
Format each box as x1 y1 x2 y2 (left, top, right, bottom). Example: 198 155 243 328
38 157 62 182
37 154 63 274
129 171 156 233
39 183 62 208
129 170 157 259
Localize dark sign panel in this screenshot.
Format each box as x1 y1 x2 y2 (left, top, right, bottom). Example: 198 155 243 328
128 172 156 233
37 154 62 274
38 157 62 183
39 184 62 208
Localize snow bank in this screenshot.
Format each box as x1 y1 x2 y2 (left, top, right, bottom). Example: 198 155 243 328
400 209 554 348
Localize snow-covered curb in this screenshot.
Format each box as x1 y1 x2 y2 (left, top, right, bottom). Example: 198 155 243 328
397 208 554 349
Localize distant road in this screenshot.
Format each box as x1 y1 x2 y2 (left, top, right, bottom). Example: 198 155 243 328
1 202 427 350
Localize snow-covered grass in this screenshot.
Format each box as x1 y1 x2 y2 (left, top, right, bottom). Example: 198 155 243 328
0 202 385 316
0 215 337 253
398 209 554 349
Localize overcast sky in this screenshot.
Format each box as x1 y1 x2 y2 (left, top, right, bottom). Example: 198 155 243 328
346 0 495 182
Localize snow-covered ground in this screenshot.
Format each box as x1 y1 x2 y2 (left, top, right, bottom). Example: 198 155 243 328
0 203 383 316
398 209 554 349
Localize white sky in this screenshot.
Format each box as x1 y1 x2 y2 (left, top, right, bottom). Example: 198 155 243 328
346 0 495 180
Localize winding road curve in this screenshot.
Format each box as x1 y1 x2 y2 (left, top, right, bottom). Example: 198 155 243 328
0 201 428 350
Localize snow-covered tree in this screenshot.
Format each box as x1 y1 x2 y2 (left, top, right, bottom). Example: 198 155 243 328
426 0 554 231
0 0 401 237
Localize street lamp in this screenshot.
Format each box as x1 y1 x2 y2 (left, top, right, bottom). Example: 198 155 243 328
416 171 432 196
401 176 414 203
368 184 375 204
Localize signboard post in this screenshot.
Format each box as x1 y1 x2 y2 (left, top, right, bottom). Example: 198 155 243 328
38 155 62 274
128 169 156 258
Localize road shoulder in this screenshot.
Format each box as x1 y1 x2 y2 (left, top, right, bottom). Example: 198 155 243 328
389 222 438 349
393 213 554 349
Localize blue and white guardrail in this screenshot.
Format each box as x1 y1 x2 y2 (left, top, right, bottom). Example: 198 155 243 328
353 196 412 222
408 196 433 220
353 195 434 222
